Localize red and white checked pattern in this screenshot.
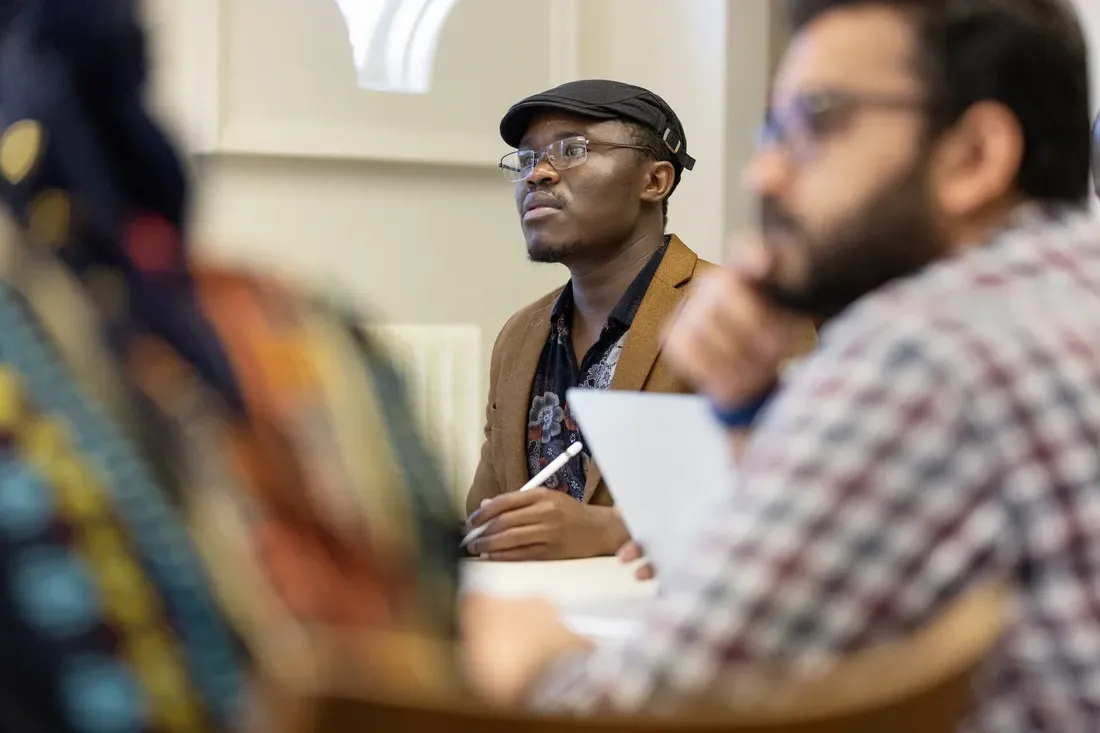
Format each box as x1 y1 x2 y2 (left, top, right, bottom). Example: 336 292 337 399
532 206 1100 731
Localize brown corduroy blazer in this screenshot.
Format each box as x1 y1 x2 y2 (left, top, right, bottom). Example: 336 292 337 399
466 236 716 515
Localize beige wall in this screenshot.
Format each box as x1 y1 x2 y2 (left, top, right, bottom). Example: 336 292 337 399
1075 0 1100 113
146 0 776 396
1072 0 1100 208
724 0 775 237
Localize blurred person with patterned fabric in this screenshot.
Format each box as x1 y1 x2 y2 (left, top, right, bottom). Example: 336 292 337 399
0 0 462 731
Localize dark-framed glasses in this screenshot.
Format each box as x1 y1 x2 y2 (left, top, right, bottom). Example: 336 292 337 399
759 89 925 162
499 135 652 182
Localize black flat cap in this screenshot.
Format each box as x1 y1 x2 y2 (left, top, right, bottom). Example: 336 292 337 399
500 79 696 187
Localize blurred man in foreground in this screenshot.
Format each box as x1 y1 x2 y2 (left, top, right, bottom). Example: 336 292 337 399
0 1 461 730
463 0 1100 728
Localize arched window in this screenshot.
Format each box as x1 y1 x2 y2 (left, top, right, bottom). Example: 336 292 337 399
333 0 459 94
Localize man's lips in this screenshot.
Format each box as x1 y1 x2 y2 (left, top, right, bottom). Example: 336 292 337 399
523 192 563 220
523 205 560 221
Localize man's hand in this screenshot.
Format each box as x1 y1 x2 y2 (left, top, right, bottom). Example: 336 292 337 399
617 540 655 581
460 593 593 706
664 236 803 408
466 490 628 560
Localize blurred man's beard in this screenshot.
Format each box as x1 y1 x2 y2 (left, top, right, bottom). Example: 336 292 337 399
760 160 948 320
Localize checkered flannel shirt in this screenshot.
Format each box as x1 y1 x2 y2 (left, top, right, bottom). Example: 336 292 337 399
531 205 1100 731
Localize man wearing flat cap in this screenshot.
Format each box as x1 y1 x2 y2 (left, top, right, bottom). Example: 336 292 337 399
463 79 716 561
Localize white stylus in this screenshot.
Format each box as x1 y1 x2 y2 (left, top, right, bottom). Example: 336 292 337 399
460 441 585 549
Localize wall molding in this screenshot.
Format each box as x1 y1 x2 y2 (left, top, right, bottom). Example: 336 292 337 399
179 0 580 167
547 0 581 87
177 0 223 155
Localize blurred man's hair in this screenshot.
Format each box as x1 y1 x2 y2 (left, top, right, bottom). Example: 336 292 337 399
786 0 1091 204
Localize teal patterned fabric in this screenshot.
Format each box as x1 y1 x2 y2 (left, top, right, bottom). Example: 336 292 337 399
0 284 243 732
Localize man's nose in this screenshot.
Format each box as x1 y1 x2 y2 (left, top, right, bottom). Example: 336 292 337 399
742 146 793 198
524 154 560 187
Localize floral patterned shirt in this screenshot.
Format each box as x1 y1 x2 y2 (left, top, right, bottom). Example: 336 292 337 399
526 240 668 500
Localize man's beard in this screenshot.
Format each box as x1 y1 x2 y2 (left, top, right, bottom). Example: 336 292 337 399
527 239 577 264
759 161 948 320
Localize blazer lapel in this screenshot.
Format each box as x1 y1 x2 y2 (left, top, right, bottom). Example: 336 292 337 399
581 235 699 502
498 303 553 493
608 235 698 393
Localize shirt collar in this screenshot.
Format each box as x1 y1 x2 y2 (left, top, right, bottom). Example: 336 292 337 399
550 236 670 327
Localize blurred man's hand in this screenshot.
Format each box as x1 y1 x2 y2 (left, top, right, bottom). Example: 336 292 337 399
617 540 655 581
663 236 802 409
460 593 593 706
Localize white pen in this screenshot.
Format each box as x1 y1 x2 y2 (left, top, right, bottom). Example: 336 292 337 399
460 441 585 549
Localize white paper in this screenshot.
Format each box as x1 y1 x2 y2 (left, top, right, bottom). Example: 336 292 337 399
567 389 737 576
459 557 655 643
561 612 644 642
459 557 654 608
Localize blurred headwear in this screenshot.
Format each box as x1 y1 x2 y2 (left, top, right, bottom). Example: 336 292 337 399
0 0 243 410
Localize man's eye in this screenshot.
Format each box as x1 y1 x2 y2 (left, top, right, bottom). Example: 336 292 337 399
807 108 848 137
562 144 587 158
797 95 850 137
517 152 538 168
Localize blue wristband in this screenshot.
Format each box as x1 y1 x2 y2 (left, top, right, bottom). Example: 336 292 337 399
710 388 776 429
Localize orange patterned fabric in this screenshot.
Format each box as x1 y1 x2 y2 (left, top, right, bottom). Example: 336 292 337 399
123 266 462 693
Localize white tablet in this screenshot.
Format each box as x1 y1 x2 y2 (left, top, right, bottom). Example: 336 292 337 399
566 389 736 576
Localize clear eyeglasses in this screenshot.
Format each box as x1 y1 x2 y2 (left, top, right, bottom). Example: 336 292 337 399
499 136 653 182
